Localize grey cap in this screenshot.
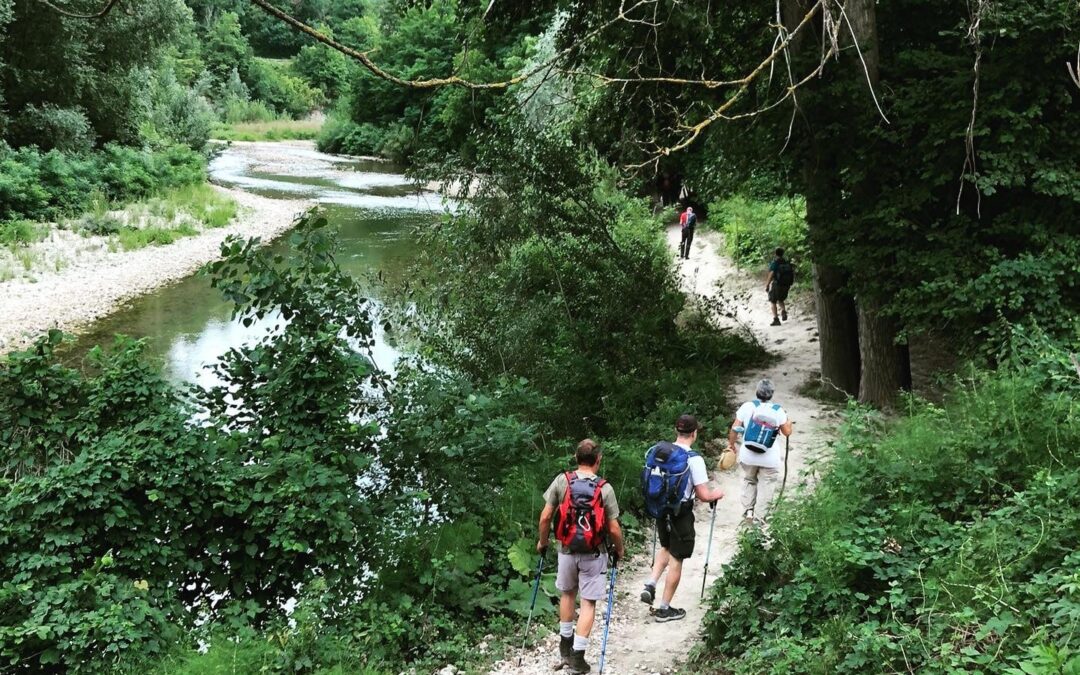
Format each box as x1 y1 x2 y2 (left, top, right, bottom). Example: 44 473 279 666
756 379 775 401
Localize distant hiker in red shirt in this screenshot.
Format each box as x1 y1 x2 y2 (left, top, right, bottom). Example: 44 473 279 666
679 207 697 260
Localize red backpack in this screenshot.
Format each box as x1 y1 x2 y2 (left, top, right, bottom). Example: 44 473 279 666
555 472 608 553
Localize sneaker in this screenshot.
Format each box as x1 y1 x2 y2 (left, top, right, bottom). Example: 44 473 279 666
565 649 591 673
781 309 788 321
640 584 655 605
771 317 782 326
560 635 573 662
654 606 687 623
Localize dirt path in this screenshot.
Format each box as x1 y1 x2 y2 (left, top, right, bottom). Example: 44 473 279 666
491 227 838 674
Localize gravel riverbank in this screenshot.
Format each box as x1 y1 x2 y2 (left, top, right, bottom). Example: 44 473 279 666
0 187 312 355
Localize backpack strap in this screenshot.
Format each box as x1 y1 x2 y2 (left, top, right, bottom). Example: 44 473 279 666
771 403 781 411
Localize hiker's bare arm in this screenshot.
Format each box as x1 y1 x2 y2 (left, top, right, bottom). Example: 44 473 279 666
695 482 724 503
765 270 774 290
537 503 555 552
727 417 741 450
607 518 625 559
781 420 793 436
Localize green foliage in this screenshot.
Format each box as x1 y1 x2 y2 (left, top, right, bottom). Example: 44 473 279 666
0 217 397 671
710 195 807 269
246 58 320 119
698 329 1080 674
145 66 217 150
293 26 351 100
0 219 43 247
0 144 206 224
9 104 95 154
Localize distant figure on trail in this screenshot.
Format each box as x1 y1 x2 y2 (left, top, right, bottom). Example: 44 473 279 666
537 439 625 673
678 207 697 260
765 247 795 325
727 379 793 526
640 415 724 622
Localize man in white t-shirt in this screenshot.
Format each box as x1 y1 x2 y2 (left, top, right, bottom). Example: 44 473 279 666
640 414 724 622
727 379 793 524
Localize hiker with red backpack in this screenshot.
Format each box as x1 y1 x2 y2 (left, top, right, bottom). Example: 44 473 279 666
639 415 724 622
727 379 793 526
537 439 625 673
678 207 697 259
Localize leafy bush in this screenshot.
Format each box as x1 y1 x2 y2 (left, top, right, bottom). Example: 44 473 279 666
116 222 199 250
0 144 206 223
220 97 280 125
9 104 95 153
710 195 808 269
0 219 42 247
317 113 386 156
145 67 216 150
698 328 1080 674
246 59 320 119
293 27 350 100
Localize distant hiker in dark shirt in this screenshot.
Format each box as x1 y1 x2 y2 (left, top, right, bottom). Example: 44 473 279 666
765 247 795 326
678 207 697 260
538 439 625 673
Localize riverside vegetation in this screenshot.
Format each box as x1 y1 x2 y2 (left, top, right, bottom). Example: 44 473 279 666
1 0 1078 673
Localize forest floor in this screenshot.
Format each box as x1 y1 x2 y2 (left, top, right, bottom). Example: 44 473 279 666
0 187 311 355
490 226 840 675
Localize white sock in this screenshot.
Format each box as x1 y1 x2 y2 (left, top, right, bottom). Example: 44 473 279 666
659 601 670 610
573 634 589 651
644 580 656 589
559 621 574 638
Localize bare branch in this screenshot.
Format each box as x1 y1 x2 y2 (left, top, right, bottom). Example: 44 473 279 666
1068 42 1080 89
248 0 655 91
36 0 121 19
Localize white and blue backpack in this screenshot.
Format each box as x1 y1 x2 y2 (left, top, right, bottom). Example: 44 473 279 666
743 400 783 453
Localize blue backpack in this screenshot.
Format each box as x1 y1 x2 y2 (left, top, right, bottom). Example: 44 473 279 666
743 400 783 453
641 442 698 519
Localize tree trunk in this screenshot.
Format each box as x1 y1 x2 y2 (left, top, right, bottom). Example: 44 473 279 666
813 261 860 395
857 298 908 408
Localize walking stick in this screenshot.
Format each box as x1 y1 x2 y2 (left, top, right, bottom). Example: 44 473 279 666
777 434 790 502
598 558 618 675
518 549 546 666
651 520 657 565
700 500 718 599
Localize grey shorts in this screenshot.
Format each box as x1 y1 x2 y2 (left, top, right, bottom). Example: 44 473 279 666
556 551 609 601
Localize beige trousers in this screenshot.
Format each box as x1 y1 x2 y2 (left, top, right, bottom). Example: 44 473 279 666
740 462 780 519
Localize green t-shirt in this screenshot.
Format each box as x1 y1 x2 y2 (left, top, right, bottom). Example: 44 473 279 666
543 470 620 554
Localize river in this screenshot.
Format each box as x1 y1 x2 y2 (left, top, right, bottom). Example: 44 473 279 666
70 142 443 386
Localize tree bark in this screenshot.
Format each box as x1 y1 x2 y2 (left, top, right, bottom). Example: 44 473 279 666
857 297 909 408
845 0 910 408
814 261 861 395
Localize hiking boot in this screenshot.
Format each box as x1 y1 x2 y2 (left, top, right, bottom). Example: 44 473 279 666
565 649 591 673
654 606 687 623
560 635 574 662
770 317 782 326
640 584 655 605
781 309 788 321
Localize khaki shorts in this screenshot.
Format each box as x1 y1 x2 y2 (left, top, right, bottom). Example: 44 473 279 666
556 551 609 601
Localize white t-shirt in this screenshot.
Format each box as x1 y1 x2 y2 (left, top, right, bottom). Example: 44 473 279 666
735 401 789 469
673 442 710 502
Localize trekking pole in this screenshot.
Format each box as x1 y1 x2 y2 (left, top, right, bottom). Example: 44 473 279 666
518 549 546 666
700 500 718 600
598 558 618 675
651 520 657 566
777 434 791 502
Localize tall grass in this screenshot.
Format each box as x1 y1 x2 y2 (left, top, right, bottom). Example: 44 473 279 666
211 118 322 142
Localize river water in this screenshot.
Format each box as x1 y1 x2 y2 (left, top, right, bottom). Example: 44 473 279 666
71 142 443 386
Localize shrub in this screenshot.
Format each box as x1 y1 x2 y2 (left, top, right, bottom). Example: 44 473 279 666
316 113 386 156
145 67 216 150
698 328 1080 674
0 219 42 247
709 195 808 269
9 104 95 153
246 59 320 119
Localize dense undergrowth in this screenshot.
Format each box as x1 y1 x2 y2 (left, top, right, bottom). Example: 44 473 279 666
709 195 808 271
0 128 767 671
697 327 1080 674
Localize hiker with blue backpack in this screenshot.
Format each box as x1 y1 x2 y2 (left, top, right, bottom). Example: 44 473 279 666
537 439 625 673
639 414 725 622
727 379 793 525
